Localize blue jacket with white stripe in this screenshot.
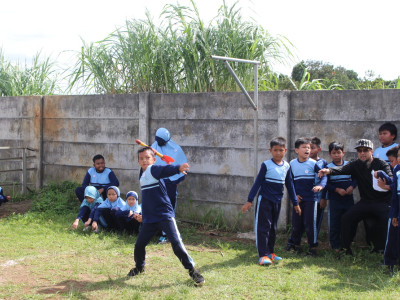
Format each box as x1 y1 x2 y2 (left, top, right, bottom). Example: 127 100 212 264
140 164 181 223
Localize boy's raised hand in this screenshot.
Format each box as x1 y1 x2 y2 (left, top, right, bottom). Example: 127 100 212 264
179 163 190 175
294 205 301 216
241 202 252 213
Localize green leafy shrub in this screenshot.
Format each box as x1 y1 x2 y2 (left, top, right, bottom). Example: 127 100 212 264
31 181 79 215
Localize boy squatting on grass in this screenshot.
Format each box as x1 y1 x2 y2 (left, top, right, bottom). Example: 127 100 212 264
241 137 301 265
285 137 327 256
127 147 205 286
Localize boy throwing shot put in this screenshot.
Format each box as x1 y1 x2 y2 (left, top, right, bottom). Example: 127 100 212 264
242 137 301 265
128 147 204 286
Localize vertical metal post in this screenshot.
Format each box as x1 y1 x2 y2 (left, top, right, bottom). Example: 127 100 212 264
22 148 27 194
253 64 259 178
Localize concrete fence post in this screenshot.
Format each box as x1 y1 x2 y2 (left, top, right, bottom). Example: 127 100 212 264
138 93 150 144
277 91 291 227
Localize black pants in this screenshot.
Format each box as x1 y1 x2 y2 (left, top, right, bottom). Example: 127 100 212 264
341 201 390 251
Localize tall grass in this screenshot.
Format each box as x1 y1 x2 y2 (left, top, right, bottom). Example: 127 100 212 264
68 0 292 94
0 49 59 96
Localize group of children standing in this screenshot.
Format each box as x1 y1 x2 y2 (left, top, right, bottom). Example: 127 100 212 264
243 122 400 269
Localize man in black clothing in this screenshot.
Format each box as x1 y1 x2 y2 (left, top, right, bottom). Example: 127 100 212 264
319 139 392 254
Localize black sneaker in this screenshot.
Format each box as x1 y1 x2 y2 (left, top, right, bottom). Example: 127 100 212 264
189 268 205 286
127 267 144 277
306 248 317 257
285 243 295 251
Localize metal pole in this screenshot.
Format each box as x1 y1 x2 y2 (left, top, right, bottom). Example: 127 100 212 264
22 148 27 194
254 64 259 178
211 55 260 65
223 61 257 110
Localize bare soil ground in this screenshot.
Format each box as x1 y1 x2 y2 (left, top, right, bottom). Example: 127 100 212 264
0 199 33 218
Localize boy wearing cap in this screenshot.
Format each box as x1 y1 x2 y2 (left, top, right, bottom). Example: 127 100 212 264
319 139 392 255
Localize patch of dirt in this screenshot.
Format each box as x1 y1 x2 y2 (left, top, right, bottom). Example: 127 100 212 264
0 199 33 218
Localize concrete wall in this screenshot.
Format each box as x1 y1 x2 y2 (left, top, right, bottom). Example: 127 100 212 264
1 90 399 231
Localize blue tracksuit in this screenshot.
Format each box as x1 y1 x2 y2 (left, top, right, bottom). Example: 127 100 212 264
115 202 142 233
93 186 126 230
373 143 399 163
75 167 120 202
76 186 103 223
248 159 298 257
134 164 195 270
288 158 327 248
379 165 400 265
0 187 9 206
315 158 328 235
325 161 357 249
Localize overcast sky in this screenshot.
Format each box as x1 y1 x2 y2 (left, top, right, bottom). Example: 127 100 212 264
1 0 399 80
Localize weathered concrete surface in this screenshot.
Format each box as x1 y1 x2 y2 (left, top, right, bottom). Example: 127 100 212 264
1 90 400 235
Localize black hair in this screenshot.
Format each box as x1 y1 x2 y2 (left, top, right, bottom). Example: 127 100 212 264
379 122 397 140
310 136 321 147
92 154 105 163
328 141 344 153
137 147 155 158
386 146 399 158
295 137 311 149
270 136 286 148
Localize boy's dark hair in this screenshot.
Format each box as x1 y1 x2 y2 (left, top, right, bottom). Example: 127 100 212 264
310 136 321 147
270 136 286 148
328 141 344 153
295 137 311 149
92 154 105 163
379 122 397 140
386 146 399 158
137 147 155 158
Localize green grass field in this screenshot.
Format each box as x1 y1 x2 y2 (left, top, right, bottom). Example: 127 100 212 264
1 183 400 299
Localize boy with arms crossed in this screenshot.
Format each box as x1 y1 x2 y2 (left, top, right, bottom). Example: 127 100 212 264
242 137 301 265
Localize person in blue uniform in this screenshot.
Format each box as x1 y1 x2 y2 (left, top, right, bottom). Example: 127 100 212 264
373 122 398 163
0 187 10 206
91 186 126 232
71 186 103 230
320 142 357 251
310 137 328 236
285 137 327 256
115 191 142 234
241 137 301 265
127 147 204 286
75 154 120 202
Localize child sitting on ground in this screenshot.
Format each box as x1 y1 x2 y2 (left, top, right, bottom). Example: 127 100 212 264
241 137 301 265
71 186 103 230
115 191 142 234
127 147 204 286
0 187 10 206
91 186 126 233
